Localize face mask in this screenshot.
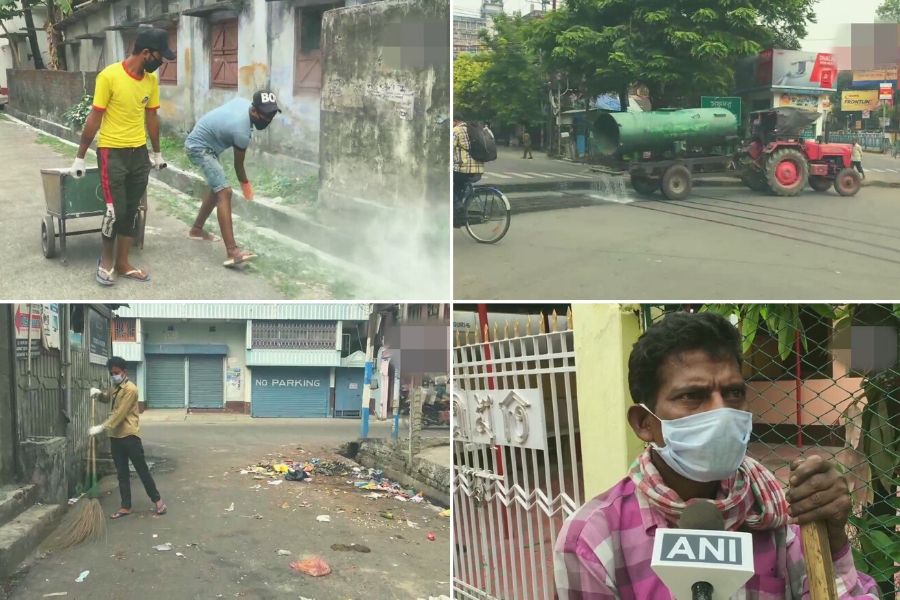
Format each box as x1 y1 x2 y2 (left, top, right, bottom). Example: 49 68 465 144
641 404 753 482
251 114 272 130
111 374 125 385
144 56 162 73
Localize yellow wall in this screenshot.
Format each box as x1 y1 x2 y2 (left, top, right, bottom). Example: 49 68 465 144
573 304 645 500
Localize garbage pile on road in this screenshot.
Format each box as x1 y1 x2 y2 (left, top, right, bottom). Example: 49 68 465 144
239 456 355 484
348 466 426 503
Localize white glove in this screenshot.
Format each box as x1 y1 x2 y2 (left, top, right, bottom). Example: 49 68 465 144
151 152 167 170
89 387 102 399
88 424 105 436
105 204 115 219
71 156 86 179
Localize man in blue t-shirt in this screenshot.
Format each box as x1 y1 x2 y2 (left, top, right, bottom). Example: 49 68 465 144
184 90 281 267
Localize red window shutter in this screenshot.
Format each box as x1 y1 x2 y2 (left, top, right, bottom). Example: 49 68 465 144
158 28 178 85
211 20 238 89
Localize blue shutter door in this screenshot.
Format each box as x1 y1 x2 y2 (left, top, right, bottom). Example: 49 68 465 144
146 355 185 409
334 368 363 418
188 356 224 409
251 367 329 418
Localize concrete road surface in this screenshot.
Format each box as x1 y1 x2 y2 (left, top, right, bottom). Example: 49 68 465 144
3 419 450 600
0 115 354 300
455 183 900 300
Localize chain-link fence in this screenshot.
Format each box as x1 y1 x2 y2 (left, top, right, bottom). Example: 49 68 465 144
642 304 900 598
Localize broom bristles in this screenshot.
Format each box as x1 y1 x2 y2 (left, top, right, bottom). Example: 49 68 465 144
44 499 106 551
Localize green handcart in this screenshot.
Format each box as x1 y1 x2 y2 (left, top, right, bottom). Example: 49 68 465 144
40 167 146 263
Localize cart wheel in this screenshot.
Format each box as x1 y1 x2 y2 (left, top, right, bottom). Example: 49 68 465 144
660 164 692 201
135 207 147 250
41 215 56 259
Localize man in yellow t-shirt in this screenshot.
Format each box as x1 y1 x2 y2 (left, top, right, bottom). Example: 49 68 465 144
70 27 174 286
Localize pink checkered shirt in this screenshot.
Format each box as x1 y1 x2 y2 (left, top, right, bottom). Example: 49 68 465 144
555 477 879 599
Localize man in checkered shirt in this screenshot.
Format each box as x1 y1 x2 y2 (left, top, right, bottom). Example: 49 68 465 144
453 117 485 218
555 311 877 599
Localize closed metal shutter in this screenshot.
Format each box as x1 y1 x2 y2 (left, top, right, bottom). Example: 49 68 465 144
334 368 363 418
251 367 329 418
188 356 224 409
145 355 185 409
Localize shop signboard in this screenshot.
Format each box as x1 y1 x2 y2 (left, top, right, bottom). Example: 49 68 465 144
841 90 881 112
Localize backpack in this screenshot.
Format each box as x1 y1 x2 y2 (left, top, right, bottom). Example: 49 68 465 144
466 122 497 162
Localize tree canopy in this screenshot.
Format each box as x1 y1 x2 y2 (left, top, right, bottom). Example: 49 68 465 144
527 0 818 107
876 0 900 22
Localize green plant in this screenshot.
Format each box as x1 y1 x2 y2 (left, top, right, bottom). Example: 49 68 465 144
849 496 900 584
63 94 92 131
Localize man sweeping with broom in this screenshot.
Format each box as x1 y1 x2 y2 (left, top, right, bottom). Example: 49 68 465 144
89 357 166 519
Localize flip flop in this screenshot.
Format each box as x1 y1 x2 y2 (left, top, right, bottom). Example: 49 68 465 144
96 259 115 286
154 503 167 516
121 268 151 282
110 510 131 520
188 230 220 242
223 252 257 268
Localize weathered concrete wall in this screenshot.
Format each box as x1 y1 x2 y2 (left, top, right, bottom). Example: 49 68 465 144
16 437 67 505
319 0 450 208
6 69 98 127
355 439 450 506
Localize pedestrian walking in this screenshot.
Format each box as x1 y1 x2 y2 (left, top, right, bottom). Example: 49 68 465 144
70 27 174 286
852 141 865 179
184 90 282 267
89 357 167 520
522 130 533 159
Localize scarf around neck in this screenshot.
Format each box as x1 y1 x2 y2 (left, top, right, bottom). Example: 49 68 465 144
628 447 789 531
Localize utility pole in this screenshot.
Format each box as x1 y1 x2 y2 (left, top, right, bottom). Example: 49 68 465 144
360 306 378 439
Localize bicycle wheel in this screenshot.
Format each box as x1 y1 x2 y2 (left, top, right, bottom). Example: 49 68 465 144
464 187 511 244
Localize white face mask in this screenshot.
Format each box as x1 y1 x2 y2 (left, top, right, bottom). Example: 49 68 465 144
111 374 125 385
641 404 753 482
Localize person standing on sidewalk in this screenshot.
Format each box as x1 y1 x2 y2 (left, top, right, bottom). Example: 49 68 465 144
184 91 282 267
70 27 174 286
852 141 865 179
522 130 533 159
89 356 167 520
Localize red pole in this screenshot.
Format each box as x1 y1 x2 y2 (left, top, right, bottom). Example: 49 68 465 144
794 329 803 448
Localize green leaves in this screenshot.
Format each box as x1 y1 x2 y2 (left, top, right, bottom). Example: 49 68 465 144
876 0 900 22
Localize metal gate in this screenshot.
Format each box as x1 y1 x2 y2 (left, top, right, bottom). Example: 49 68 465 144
453 314 583 600
146 355 185 409
188 356 224 409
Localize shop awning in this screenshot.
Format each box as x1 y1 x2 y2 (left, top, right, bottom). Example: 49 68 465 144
144 344 229 355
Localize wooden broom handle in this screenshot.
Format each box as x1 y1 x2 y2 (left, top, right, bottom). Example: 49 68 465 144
800 521 838 600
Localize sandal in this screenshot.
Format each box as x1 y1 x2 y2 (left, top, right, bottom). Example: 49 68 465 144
110 509 131 520
223 252 257 268
188 230 220 242
154 502 167 516
121 268 151 282
96 259 115 286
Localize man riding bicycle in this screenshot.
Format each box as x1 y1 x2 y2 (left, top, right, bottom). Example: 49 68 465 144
453 117 484 220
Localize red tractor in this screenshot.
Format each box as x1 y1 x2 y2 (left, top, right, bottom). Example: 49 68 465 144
738 107 861 197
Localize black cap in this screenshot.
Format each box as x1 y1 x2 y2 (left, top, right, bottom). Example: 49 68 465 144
252 90 282 115
134 27 176 60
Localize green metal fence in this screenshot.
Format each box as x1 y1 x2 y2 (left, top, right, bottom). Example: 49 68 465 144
640 304 900 599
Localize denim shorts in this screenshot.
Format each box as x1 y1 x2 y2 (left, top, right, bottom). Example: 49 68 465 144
185 146 229 193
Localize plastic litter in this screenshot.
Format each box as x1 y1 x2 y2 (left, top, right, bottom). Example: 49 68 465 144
427 533 437 541
331 543 371 553
365 493 385 500
225 503 235 512
285 469 310 482
153 543 173 552
406 519 420 529
75 571 89 583
277 549 292 556
175 552 185 558
273 464 291 473
290 556 332 577
267 480 283 486
439 509 451 518
380 511 394 520
316 515 331 523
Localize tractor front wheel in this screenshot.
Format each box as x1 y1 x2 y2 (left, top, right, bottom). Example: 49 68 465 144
766 148 809 196
833 168 861 196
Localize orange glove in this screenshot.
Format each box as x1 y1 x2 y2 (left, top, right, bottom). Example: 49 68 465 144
241 181 254 201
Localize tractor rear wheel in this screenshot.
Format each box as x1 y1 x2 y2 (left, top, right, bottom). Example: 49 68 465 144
766 148 808 196
808 176 831 192
660 164 692 201
630 175 658 196
833 168 861 196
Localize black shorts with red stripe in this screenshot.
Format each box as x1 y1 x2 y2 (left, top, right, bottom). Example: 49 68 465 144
97 146 150 239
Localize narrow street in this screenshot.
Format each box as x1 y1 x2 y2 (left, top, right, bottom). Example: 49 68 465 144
2 417 450 600
0 115 357 300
